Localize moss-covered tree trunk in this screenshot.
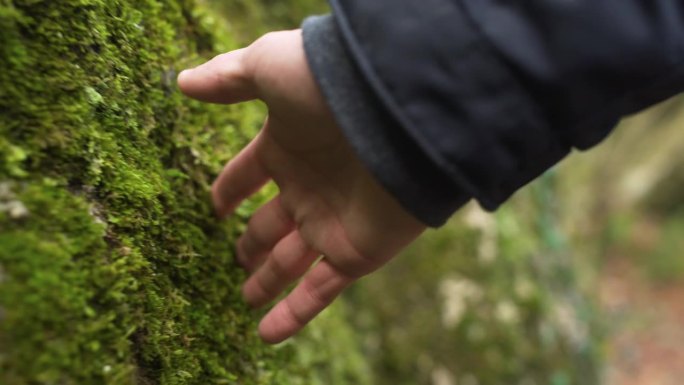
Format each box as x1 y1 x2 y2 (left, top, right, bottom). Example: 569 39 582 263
0 1 298 383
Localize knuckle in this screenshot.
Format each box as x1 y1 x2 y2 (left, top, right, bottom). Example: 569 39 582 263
245 225 269 251
272 197 295 227
255 272 278 298
330 262 365 280
278 193 296 216
282 300 306 328
268 254 291 280
302 281 327 309
328 251 376 280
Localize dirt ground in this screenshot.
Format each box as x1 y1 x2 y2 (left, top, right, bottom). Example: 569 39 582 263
600 257 684 385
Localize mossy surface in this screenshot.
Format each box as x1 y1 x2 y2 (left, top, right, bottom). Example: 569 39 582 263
0 1 313 383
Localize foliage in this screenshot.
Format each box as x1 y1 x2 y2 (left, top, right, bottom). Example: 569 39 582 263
205 0 328 44
345 177 602 385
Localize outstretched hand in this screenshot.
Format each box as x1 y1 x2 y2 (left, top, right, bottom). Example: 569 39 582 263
178 30 426 344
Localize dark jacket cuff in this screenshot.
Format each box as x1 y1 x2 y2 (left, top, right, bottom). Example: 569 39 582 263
302 15 470 227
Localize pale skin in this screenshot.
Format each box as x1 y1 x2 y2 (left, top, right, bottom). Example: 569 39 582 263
178 30 426 344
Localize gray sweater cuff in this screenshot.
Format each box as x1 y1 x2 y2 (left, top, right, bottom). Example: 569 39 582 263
302 15 470 227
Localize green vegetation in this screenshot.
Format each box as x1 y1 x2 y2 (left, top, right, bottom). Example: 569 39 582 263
0 1 314 383
207 0 328 43
564 98 684 285
345 178 602 385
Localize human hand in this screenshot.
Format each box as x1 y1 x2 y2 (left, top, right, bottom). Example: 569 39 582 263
178 30 426 344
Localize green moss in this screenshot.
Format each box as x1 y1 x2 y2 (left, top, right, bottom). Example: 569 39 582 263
0 1 310 384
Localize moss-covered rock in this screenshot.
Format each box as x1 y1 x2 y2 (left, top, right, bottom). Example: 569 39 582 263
0 1 323 383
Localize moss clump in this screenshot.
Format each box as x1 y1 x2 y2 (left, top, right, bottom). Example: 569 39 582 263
0 1 307 383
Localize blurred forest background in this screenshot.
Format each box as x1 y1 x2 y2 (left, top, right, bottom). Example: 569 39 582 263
220 1 684 385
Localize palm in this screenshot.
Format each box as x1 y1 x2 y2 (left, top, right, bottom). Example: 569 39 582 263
179 30 425 343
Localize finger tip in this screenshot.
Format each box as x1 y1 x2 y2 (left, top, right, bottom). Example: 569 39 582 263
210 184 231 219
234 239 251 270
213 208 228 220
177 69 191 91
178 67 194 80
211 199 230 221
240 283 257 309
258 318 288 345
240 282 249 301
258 302 305 344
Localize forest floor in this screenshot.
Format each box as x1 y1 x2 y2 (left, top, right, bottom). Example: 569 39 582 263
600 255 684 385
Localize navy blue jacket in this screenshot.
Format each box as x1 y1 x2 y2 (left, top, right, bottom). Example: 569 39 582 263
302 1 684 226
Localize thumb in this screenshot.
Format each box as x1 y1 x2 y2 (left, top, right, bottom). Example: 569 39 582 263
177 48 258 104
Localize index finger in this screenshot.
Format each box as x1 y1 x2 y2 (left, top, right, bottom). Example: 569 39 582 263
212 128 270 218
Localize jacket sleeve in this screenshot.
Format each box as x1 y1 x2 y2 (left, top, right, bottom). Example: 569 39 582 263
302 0 684 227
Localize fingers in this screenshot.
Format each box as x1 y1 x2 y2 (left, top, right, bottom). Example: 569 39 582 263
178 48 259 104
242 231 319 308
258 259 353 344
236 196 296 272
212 130 270 218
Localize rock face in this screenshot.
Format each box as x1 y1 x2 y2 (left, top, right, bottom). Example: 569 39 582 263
0 1 291 383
